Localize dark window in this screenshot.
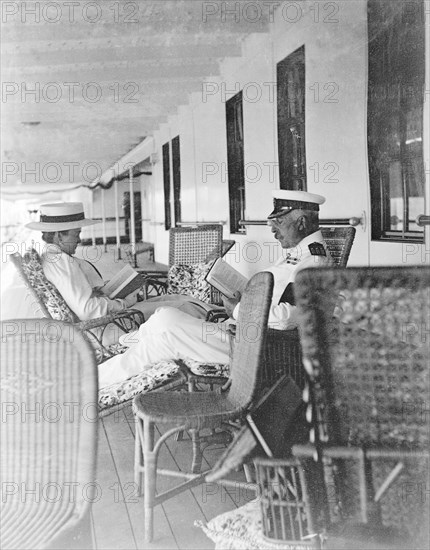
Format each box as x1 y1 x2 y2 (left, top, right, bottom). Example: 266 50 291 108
162 142 171 230
368 0 425 241
226 91 245 234
277 46 306 190
172 135 181 226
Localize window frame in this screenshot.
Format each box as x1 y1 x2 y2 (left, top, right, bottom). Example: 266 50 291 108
226 91 246 234
162 142 171 231
277 45 307 191
367 0 425 243
172 135 181 226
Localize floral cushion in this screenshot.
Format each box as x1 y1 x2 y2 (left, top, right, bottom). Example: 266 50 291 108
98 360 186 416
98 358 229 416
21 249 77 322
166 261 214 303
196 500 316 550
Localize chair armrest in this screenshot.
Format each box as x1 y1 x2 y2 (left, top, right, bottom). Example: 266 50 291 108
205 307 229 322
136 269 168 278
140 277 168 299
77 309 145 363
77 309 145 331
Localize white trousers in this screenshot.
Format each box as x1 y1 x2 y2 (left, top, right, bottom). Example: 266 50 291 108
98 307 230 388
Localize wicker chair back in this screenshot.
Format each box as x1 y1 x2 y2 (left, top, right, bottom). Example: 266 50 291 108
320 226 356 267
168 224 223 265
1 319 98 549
293 266 429 546
227 271 274 406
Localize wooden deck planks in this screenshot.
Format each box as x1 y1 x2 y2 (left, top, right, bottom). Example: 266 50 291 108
92 414 138 550
92 402 254 549
101 407 178 550
124 405 213 549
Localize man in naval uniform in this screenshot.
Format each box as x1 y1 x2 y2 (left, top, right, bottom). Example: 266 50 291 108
99 190 332 388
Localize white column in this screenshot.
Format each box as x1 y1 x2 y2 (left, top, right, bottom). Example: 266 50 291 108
89 196 96 247
114 180 121 260
101 188 107 252
129 167 136 266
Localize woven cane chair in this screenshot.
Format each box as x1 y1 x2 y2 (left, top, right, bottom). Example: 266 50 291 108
320 226 356 268
256 225 356 390
253 457 320 548
199 456 318 549
139 224 224 304
133 271 274 542
9 250 144 364
292 266 430 549
1 319 98 550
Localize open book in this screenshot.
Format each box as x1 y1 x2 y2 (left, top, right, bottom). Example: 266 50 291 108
205 258 248 299
102 264 147 299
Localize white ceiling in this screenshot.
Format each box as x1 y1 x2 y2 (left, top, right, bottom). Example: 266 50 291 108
1 0 270 187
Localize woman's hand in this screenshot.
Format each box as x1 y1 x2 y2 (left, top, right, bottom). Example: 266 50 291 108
222 291 241 318
91 287 105 298
123 288 142 307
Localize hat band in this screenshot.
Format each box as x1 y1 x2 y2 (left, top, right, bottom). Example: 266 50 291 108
40 212 85 223
273 198 320 212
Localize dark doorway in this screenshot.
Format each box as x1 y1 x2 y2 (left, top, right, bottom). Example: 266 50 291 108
122 191 142 242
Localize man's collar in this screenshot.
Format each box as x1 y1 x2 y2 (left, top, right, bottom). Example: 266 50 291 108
284 229 324 260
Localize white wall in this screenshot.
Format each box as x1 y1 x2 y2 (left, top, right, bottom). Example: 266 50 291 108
109 0 429 270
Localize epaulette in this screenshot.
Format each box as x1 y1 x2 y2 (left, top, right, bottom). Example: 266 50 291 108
308 242 327 256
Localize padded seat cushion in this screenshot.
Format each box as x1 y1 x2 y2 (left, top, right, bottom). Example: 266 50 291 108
98 358 229 416
166 261 214 303
99 360 184 415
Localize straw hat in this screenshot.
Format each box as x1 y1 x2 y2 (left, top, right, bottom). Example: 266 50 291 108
267 190 326 219
26 202 100 231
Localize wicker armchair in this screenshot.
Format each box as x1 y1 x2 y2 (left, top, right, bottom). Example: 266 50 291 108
9 250 144 364
292 266 430 549
1 319 98 550
139 224 225 305
133 272 274 542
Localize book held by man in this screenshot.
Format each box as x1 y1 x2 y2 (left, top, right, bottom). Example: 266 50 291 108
102 264 147 299
205 258 248 299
